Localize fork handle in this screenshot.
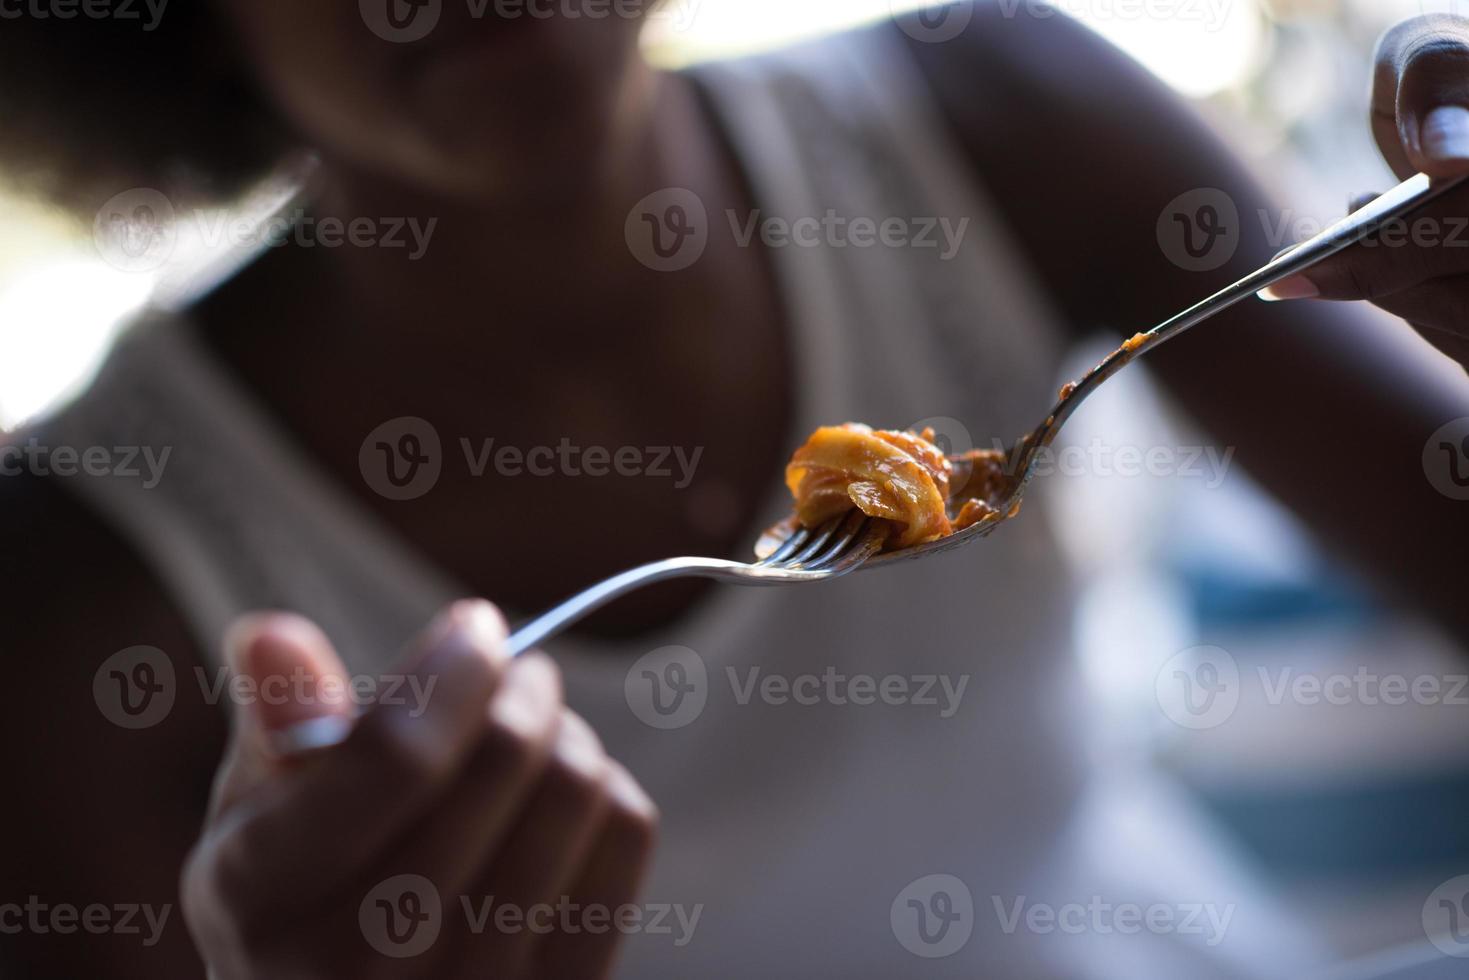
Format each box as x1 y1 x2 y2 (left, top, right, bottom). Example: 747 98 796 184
1041 171 1469 442
506 557 825 655
1151 172 1469 350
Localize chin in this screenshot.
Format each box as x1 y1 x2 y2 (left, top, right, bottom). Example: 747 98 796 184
411 52 648 203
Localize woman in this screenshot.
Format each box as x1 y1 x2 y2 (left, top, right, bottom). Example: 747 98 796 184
2 3 1468 977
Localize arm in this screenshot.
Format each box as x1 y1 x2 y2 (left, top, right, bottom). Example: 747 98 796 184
0 468 657 980
901 3 1469 640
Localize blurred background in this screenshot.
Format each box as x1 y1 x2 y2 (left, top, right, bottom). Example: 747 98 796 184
2 0 1457 429
4 0 1469 972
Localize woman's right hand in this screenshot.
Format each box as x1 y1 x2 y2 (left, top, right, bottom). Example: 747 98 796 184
181 600 657 980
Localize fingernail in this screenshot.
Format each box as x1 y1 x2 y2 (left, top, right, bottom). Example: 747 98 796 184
450 599 509 657
1258 274 1320 302
422 599 509 667
223 611 320 673
1422 106 1469 166
552 711 606 781
488 653 560 738
268 714 355 757
607 763 658 820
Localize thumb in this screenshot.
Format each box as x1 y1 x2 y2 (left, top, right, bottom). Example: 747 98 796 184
209 612 354 817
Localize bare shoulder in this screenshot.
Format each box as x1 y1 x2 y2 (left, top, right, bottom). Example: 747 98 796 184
886 1 1275 330
0 458 224 975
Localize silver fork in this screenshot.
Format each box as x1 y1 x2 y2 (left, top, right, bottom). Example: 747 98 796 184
513 174 1468 631
274 511 885 753
274 171 1464 754
863 170 1469 569
506 509 886 655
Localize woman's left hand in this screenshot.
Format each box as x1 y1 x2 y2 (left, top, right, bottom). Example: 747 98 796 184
1263 14 1469 368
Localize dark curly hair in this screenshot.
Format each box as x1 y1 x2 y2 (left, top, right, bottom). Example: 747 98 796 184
0 6 292 215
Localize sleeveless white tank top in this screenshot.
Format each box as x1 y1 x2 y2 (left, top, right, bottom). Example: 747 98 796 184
41 24 1325 979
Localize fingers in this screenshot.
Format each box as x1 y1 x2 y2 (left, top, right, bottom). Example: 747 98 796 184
190 599 511 931
209 612 355 819
375 651 563 903
1260 184 1469 304
1373 15 1469 178
534 761 659 980
1365 276 1469 361
445 708 615 980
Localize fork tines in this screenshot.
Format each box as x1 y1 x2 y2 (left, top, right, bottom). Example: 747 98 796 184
759 511 879 571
